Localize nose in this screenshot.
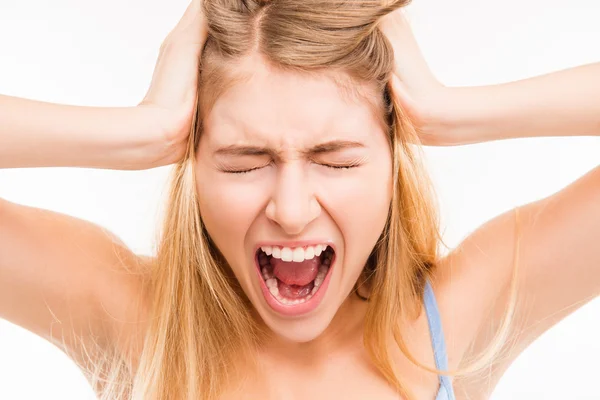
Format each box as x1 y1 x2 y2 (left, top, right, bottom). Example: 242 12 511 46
265 163 321 235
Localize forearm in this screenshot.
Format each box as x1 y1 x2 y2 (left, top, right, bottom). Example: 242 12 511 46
436 63 600 145
0 95 169 169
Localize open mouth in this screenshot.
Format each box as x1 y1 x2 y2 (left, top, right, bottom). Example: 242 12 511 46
255 244 335 311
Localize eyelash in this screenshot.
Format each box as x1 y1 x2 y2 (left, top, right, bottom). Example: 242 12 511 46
321 162 361 170
223 162 361 174
224 166 264 174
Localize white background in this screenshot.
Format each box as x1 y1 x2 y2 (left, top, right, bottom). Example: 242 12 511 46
0 0 599 398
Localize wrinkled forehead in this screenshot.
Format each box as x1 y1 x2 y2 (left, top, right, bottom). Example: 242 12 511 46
201 58 388 149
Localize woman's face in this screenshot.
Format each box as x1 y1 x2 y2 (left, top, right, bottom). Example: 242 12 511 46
196 59 392 343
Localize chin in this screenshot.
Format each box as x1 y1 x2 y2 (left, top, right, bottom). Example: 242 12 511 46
261 311 337 343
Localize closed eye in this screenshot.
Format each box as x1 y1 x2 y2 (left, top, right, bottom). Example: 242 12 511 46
221 161 362 173
317 161 362 170
221 163 271 174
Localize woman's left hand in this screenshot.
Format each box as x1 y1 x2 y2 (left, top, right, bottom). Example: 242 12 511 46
380 9 457 145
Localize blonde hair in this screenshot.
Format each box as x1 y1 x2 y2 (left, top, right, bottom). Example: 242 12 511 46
92 1 520 399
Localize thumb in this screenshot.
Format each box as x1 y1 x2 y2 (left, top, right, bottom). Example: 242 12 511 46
390 73 416 117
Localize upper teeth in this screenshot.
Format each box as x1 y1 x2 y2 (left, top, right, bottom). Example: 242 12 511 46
261 244 328 262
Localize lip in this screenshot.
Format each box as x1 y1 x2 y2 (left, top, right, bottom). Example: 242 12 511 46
254 243 337 317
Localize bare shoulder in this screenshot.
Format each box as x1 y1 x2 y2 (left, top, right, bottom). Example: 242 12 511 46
430 208 517 362
429 208 520 396
430 166 600 396
0 198 152 375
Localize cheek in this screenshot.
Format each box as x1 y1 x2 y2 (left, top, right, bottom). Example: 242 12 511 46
195 165 270 264
319 159 392 269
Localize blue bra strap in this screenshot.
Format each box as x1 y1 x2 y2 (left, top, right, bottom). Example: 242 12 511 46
423 280 454 394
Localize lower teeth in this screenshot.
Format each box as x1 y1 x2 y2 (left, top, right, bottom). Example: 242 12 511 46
263 264 330 305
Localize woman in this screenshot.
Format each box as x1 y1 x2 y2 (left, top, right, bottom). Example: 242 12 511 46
0 0 598 399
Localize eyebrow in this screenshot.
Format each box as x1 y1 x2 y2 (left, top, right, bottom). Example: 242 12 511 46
214 140 366 160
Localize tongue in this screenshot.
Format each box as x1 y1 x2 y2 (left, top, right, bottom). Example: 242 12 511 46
278 280 314 299
271 257 319 286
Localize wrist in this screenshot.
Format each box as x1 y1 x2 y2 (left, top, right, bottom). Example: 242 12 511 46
72 106 172 170
422 86 506 146
409 87 472 146
134 104 191 168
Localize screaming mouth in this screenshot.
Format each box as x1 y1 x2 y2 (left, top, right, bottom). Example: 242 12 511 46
257 244 335 305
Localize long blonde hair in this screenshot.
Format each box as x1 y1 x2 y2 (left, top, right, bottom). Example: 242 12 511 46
93 1 519 399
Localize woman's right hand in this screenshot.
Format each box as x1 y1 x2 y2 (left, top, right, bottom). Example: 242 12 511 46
0 0 208 170
138 0 208 165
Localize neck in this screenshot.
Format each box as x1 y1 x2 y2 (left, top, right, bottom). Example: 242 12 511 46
257 292 369 367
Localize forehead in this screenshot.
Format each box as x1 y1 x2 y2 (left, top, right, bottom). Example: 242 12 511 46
202 60 386 149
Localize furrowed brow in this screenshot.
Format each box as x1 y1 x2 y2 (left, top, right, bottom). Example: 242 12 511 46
305 140 366 156
214 145 280 160
214 140 365 160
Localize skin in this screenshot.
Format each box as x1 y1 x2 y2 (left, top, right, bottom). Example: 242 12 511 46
196 57 392 347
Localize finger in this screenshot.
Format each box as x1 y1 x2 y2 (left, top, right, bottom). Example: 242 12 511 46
166 0 207 45
174 0 203 32
379 8 407 74
144 2 206 108
380 9 439 91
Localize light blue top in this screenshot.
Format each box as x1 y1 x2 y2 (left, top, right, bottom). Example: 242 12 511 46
423 281 456 400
